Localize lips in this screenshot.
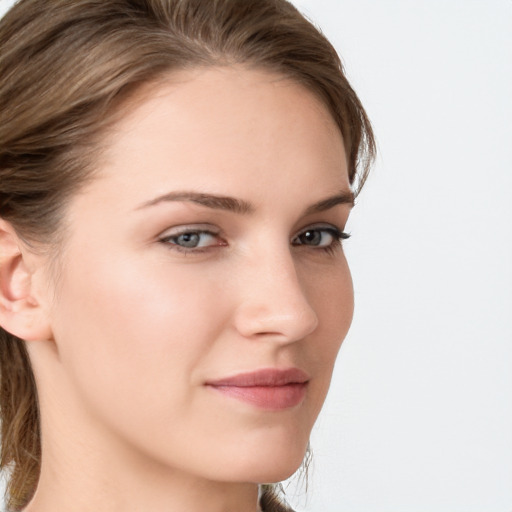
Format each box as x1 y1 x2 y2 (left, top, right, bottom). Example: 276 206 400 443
205 368 309 410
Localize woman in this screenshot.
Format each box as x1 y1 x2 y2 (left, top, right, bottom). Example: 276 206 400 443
0 0 374 510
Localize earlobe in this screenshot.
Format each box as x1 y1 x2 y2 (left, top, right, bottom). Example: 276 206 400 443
0 219 53 342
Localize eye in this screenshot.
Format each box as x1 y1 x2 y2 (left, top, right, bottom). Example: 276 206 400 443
292 225 350 251
159 227 226 252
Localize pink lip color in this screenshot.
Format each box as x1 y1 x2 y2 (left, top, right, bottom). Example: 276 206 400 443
206 368 309 411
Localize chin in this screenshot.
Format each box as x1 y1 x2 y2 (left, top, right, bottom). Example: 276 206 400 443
256 461 305 485
231 438 309 484
220 412 316 484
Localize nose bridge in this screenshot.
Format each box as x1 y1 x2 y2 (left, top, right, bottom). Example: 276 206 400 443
233 241 319 342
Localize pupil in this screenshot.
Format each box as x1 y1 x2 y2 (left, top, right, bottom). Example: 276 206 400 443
302 230 320 245
177 233 200 247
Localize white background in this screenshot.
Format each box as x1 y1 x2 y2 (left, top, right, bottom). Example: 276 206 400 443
1 1 511 511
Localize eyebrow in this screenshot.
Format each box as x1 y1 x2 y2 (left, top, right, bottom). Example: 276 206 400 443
304 191 355 214
137 190 354 214
137 191 254 214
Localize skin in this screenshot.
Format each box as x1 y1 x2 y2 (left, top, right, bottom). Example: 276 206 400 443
1 66 354 512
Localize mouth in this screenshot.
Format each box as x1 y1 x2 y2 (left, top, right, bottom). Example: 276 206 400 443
205 368 309 411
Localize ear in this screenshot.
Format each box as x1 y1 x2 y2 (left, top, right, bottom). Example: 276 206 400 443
0 219 53 341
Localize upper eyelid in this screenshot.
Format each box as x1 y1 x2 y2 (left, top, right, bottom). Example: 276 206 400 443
294 222 345 235
158 222 344 237
158 224 220 237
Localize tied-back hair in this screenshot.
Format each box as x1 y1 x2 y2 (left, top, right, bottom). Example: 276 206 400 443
0 0 375 509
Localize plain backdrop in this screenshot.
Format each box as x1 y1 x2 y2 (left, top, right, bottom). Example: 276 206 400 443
1 1 511 511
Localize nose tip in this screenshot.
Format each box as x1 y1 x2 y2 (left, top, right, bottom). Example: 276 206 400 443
233 265 319 343
236 305 319 341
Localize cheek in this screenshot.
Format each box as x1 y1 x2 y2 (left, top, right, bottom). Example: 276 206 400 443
50 250 229 420
307 254 354 345
301 257 354 409
48 250 245 475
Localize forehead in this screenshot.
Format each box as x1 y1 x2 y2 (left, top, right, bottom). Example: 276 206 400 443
88 66 348 207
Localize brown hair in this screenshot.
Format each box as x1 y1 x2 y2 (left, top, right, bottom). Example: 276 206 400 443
0 0 375 509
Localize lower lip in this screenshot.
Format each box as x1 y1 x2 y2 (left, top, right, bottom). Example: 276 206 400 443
207 383 308 410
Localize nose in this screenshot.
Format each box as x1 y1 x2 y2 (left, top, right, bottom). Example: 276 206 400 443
232 248 319 343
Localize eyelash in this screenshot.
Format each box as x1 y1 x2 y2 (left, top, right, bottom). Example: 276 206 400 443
159 226 350 254
159 228 224 254
159 225 350 255
292 226 350 256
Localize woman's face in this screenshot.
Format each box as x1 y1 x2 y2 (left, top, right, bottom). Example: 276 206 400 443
40 67 354 484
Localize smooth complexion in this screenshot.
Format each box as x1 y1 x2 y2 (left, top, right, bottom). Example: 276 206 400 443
16 66 354 512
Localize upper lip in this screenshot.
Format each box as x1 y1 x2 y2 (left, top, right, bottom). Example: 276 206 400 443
206 368 310 387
